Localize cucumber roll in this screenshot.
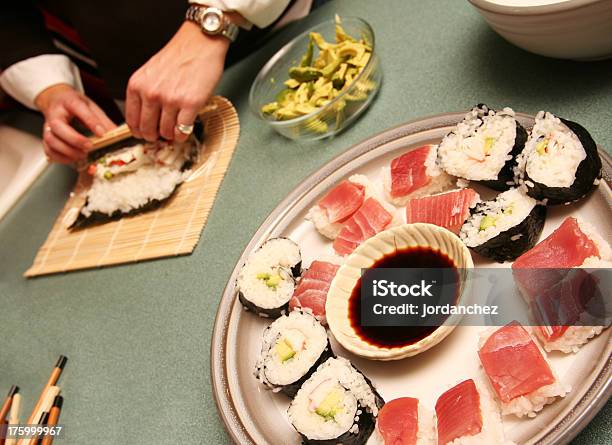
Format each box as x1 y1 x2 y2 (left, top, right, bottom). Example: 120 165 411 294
460 188 546 263
288 357 384 445
517 111 602 205
237 238 302 318
438 104 528 191
255 310 334 397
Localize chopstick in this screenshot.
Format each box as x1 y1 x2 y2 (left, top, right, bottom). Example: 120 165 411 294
23 356 66 427
39 397 62 445
4 393 21 445
89 102 218 150
0 386 19 422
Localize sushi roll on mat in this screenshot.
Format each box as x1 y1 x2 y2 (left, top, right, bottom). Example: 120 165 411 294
376 397 436 445
517 111 602 205
237 238 302 317
288 357 384 444
435 379 510 445
70 138 198 228
438 105 527 191
460 188 546 262
255 310 334 397
478 322 569 418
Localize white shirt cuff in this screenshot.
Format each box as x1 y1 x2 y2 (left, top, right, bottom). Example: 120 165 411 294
0 54 84 110
189 0 291 29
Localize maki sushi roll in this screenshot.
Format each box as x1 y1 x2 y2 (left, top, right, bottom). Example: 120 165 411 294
516 111 602 205
255 310 334 397
288 357 384 445
460 188 546 263
438 104 528 191
237 238 301 318
70 138 198 228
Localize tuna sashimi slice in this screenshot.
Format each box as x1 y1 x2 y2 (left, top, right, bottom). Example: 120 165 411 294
289 260 340 320
333 197 393 256
318 180 366 223
389 145 434 198
436 380 482 445
512 217 600 270
377 397 419 445
479 322 555 403
405 188 478 233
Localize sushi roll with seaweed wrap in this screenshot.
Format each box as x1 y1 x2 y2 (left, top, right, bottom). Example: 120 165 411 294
460 188 546 263
438 104 528 191
237 238 302 318
517 111 602 205
255 310 334 397
288 357 384 445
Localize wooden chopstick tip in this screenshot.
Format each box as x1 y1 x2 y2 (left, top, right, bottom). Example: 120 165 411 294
7 386 19 398
54 356 68 371
51 396 63 410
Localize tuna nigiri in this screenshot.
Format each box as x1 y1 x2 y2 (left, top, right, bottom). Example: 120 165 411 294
383 145 455 207
306 175 371 240
512 217 611 353
333 197 394 256
405 188 480 234
435 379 507 445
478 322 568 418
289 260 340 323
376 397 435 445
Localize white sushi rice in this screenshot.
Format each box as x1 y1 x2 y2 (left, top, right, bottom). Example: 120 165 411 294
237 239 300 310
288 357 380 441
383 145 455 206
371 402 436 445
82 165 188 217
444 380 512 445
576 218 612 261
519 111 586 188
306 174 376 240
478 328 569 418
460 188 536 247
438 107 518 181
255 311 328 389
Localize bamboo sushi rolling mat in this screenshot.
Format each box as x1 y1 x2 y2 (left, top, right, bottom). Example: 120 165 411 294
25 96 239 277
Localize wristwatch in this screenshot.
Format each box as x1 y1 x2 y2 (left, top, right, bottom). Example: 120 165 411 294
185 5 239 42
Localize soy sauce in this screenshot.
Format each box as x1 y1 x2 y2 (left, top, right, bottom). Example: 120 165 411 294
348 246 458 348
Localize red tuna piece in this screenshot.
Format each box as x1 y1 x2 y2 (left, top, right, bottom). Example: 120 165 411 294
405 188 478 233
436 380 483 445
377 397 419 445
318 180 365 223
289 260 340 320
390 145 434 198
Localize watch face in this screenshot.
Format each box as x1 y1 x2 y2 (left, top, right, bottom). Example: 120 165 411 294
202 11 222 33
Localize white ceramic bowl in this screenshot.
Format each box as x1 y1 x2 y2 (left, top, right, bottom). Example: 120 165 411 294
326 223 474 361
468 0 612 60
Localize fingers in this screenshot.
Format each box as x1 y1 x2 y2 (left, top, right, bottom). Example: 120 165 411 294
125 80 143 139
64 96 109 137
43 127 86 161
174 107 199 142
42 131 81 164
48 119 93 152
159 106 179 140
139 100 161 142
87 100 116 132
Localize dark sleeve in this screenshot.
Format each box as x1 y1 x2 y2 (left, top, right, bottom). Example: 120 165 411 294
0 2 59 69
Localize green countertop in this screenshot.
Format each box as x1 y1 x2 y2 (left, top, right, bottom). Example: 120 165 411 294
1 0 610 444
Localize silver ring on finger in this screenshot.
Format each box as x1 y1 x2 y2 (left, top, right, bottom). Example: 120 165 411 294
176 123 194 135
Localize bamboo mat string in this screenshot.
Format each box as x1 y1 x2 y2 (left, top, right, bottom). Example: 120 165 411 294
25 96 239 277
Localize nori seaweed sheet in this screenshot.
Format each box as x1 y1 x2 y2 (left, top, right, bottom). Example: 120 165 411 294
296 361 385 445
471 204 547 263
70 137 200 230
256 339 335 398
524 118 602 205
479 121 528 191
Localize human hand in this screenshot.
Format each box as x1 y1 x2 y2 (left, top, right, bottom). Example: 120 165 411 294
125 20 229 143
36 84 116 164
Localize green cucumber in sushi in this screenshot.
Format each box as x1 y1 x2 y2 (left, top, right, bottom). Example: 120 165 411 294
460 188 546 263
288 357 384 445
237 238 302 318
517 111 602 205
438 104 528 191
255 310 334 397
70 138 198 229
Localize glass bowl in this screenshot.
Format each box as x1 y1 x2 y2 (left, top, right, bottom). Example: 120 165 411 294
249 17 382 141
